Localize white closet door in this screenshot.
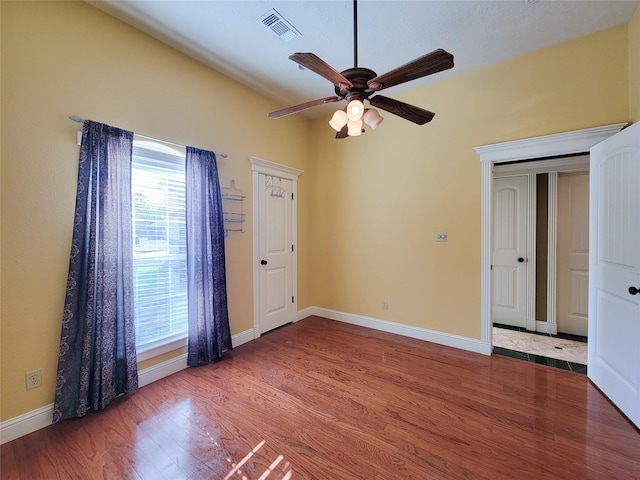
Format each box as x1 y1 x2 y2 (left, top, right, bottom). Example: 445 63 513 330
258 175 295 334
493 176 528 328
556 173 589 336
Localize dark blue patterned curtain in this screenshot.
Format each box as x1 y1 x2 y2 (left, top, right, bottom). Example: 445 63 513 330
53 121 138 423
185 146 232 366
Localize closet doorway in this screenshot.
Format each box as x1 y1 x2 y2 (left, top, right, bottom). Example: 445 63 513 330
475 123 627 359
491 156 589 368
492 155 589 336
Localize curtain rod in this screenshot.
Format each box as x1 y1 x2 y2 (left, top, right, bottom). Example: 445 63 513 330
68 115 228 159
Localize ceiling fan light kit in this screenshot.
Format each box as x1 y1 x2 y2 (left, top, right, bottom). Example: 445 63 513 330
347 119 363 137
329 109 348 131
363 108 383 129
346 99 364 121
268 0 454 138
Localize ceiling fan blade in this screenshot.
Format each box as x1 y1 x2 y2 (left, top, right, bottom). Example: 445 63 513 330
268 96 343 119
367 49 454 92
289 53 354 90
369 95 435 125
336 125 349 139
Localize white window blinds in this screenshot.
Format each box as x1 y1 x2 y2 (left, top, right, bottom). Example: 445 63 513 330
131 142 188 351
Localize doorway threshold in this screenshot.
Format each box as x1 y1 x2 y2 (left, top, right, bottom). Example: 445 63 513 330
492 323 587 374
492 346 587 374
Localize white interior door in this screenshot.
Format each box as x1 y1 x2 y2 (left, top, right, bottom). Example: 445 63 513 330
556 173 589 336
588 122 640 428
258 174 295 334
493 176 528 328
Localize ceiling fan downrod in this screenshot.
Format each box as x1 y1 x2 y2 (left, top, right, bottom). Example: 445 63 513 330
353 0 358 68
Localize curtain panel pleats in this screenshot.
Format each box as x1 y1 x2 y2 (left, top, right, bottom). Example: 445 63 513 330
185 147 232 366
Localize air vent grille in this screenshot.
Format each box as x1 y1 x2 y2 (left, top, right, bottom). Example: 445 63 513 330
258 9 301 43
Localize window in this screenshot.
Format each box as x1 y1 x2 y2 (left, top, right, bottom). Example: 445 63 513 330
131 140 188 356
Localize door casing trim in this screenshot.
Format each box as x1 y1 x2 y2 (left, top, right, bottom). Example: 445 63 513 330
250 156 303 339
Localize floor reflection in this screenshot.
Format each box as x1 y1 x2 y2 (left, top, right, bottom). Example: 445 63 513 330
224 439 292 480
132 397 293 479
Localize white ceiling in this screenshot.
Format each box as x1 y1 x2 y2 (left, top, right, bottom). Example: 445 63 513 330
92 0 639 119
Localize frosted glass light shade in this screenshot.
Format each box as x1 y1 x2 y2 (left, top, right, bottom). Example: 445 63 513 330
346 99 365 121
329 110 348 131
363 108 384 129
347 119 363 136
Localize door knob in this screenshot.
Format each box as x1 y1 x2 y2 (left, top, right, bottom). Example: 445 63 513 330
629 286 640 295
261 259 268 265
517 257 525 263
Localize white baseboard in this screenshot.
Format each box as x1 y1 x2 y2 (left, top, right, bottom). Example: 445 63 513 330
231 327 255 347
0 354 193 445
1 327 257 445
535 320 562 336
137 327 256 388
309 307 492 356
138 353 188 388
0 404 54 445
294 306 315 322
138 327 255 388
1 315 489 445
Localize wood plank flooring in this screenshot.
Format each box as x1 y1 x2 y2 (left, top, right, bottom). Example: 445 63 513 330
2 316 639 479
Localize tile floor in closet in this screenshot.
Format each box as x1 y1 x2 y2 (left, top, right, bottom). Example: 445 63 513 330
492 325 587 374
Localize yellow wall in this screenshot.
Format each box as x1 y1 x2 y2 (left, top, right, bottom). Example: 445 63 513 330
0 1 313 421
1 1 635 425
309 25 629 339
630 5 640 122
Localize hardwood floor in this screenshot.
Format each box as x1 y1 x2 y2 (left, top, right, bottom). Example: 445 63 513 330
2 316 639 479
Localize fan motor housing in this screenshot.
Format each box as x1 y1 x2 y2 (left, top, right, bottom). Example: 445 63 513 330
336 67 377 98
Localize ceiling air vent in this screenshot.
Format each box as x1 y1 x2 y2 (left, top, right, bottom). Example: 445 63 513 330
258 9 301 43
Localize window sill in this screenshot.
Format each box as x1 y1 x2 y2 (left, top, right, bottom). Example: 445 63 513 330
136 335 187 362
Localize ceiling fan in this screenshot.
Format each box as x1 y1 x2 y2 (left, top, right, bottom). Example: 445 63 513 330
268 0 454 138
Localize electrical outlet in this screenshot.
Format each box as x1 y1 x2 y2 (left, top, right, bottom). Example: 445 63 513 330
436 231 448 242
382 300 388 310
25 369 42 390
